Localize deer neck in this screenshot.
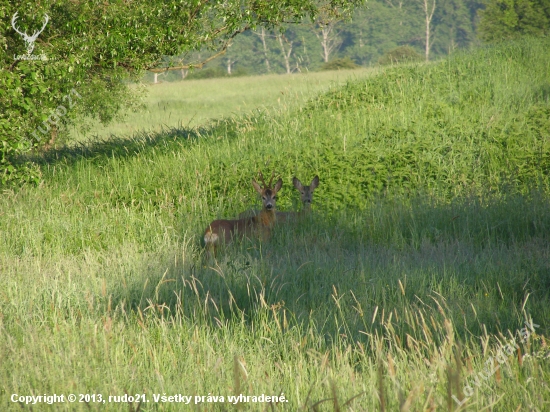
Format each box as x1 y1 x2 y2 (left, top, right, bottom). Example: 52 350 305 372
258 208 276 227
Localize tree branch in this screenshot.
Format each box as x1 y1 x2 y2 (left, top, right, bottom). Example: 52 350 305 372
147 25 250 73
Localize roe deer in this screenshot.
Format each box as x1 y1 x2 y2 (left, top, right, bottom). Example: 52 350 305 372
204 172 283 254
238 175 319 222
276 175 319 223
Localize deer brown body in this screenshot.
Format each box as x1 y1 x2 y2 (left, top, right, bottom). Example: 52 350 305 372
204 173 282 254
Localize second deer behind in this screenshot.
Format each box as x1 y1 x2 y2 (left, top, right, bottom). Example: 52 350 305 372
277 175 319 223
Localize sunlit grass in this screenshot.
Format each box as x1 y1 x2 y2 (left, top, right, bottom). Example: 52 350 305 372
69 68 377 142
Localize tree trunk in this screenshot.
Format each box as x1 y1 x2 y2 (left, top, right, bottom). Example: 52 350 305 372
277 34 293 74
258 28 271 72
423 0 436 61
321 27 330 62
227 58 233 75
314 21 341 63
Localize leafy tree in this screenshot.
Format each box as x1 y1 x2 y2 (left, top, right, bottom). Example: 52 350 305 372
432 0 478 55
0 0 363 185
343 3 424 65
478 0 550 41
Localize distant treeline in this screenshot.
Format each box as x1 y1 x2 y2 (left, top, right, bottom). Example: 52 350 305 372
148 0 486 82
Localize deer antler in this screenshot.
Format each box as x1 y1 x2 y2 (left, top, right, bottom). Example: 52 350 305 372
258 170 267 188
257 170 277 189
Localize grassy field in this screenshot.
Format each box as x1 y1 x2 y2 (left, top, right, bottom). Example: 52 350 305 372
69 68 377 142
1 37 550 411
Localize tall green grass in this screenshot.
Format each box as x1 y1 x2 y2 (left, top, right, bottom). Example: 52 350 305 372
1 37 549 410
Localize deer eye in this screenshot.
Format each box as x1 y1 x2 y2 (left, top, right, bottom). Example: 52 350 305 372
273 196 278 200
262 196 267 200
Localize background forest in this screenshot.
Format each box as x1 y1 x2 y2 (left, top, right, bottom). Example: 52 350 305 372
151 0 485 81
148 0 550 83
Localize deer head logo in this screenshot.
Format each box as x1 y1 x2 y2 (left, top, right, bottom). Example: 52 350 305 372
11 12 49 55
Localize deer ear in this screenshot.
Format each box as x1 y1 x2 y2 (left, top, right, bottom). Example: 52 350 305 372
311 175 319 190
274 179 283 193
251 179 262 194
293 177 303 190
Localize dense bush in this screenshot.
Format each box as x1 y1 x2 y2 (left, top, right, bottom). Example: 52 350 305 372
377 45 424 65
320 57 361 70
295 37 550 208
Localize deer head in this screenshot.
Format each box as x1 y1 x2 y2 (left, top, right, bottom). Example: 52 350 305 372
293 175 319 209
252 171 282 212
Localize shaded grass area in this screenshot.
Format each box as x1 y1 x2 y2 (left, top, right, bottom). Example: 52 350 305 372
2 191 549 410
1 37 550 410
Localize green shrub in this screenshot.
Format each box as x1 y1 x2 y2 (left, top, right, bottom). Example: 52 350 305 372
378 45 424 65
320 57 360 71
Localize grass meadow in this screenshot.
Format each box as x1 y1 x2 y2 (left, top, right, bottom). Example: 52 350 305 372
69 68 377 142
1 37 550 411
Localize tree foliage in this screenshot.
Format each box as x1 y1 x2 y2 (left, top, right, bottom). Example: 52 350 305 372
197 0 484 76
478 0 550 41
0 0 363 185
